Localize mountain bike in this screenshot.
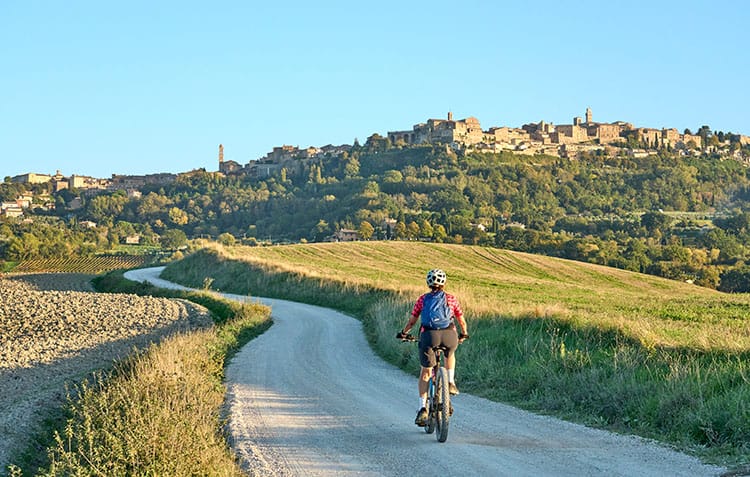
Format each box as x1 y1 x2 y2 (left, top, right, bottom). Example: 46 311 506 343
400 333 451 443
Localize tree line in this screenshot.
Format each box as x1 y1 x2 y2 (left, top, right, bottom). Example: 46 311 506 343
4 139 750 290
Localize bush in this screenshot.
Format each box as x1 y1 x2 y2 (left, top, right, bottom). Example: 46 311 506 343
719 267 750 293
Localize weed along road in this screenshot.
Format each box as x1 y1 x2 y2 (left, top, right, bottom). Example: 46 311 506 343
125 267 725 477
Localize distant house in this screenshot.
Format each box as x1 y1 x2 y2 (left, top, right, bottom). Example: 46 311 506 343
125 234 141 245
334 229 359 242
382 218 398 238
1 204 23 217
80 220 97 228
16 195 33 208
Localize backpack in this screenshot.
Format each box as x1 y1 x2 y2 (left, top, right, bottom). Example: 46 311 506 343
421 290 452 329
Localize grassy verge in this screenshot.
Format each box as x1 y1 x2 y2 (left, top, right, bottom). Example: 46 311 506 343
9 270 271 476
1 261 18 273
162 244 750 468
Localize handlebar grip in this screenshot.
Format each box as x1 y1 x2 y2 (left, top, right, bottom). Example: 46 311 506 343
396 331 417 342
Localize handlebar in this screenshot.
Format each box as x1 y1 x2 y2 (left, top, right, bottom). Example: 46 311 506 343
396 331 468 343
397 332 417 342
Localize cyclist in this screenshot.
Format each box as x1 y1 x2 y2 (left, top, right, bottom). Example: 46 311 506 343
397 268 468 427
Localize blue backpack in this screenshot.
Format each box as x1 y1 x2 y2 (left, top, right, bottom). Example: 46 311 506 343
421 290 452 329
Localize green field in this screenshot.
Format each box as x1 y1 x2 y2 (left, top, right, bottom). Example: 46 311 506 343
163 241 750 467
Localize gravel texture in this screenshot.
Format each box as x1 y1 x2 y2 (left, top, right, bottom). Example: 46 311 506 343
0 273 213 470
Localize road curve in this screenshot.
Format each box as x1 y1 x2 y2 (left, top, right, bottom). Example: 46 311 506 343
125 267 725 477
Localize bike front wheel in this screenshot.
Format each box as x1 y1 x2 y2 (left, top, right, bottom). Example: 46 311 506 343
425 377 436 434
435 367 450 442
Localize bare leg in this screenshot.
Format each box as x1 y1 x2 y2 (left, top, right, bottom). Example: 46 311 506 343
446 353 455 372
419 367 431 402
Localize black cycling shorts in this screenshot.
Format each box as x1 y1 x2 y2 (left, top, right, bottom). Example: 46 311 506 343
418 325 458 368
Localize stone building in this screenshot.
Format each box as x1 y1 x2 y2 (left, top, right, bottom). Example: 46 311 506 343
69 174 108 190
554 124 590 144
635 128 662 147
219 144 254 175
388 129 417 145
568 108 626 145
219 159 243 174
1 204 23 218
389 112 484 146
267 145 299 162
588 123 623 144
485 127 531 146
681 133 702 148
522 121 557 144
662 128 681 147
247 162 284 179
11 173 52 184
109 173 176 190
333 229 359 242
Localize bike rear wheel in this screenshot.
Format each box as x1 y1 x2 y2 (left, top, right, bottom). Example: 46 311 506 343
435 367 450 442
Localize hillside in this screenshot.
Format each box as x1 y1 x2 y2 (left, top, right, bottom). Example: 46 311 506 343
6 145 750 291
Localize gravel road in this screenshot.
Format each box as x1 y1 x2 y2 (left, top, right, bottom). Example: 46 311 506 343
127 267 727 477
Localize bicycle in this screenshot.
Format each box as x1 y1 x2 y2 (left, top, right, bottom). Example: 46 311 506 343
400 333 452 443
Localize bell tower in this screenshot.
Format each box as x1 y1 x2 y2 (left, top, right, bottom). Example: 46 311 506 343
585 107 592 124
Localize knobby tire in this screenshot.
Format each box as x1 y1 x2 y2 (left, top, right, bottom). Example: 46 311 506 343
436 367 450 443
425 376 436 434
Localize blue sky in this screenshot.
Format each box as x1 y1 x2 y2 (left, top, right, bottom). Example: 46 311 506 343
2 1 748 179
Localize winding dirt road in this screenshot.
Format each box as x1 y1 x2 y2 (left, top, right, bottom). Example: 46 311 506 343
125 267 726 477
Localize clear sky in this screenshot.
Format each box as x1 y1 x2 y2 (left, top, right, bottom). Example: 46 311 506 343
2 1 748 179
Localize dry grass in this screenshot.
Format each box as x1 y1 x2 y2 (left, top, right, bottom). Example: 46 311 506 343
44 329 244 476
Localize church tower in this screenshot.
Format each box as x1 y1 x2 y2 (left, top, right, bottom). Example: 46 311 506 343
217 144 226 173
585 107 593 124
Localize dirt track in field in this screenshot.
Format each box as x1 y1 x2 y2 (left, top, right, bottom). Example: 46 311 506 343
0 273 212 470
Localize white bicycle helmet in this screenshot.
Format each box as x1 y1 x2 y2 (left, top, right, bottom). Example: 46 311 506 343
426 268 447 287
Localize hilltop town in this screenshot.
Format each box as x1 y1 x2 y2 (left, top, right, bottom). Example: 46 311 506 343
218 108 750 179
4 108 750 219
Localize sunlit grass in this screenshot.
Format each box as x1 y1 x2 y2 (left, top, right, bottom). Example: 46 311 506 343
162 241 750 467
204 241 750 352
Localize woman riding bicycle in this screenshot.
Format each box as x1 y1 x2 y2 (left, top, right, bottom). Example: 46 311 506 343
397 268 468 427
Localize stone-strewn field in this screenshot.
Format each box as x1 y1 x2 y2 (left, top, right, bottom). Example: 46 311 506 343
0 273 213 470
